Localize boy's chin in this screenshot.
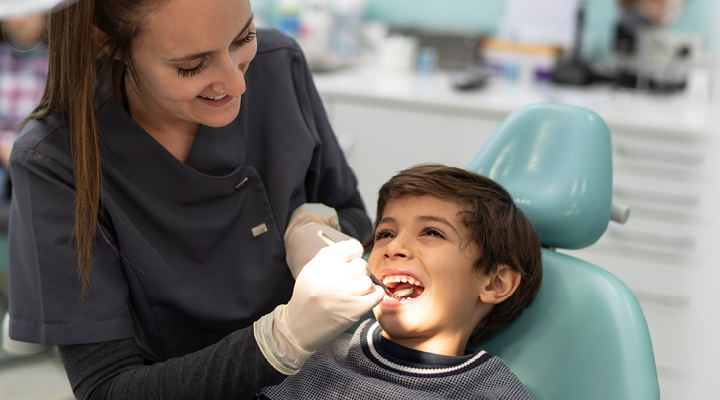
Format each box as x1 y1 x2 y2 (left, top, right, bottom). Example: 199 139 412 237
374 313 417 336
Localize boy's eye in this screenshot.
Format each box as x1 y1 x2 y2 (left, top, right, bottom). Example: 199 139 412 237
374 230 394 241
422 228 445 238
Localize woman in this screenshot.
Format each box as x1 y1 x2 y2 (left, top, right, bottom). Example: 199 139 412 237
5 0 383 398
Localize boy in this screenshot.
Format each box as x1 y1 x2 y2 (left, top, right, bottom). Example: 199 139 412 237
256 164 542 399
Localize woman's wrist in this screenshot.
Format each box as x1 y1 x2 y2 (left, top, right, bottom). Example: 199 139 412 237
253 305 313 375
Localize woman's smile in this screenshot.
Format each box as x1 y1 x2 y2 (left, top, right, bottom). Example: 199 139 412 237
196 93 234 107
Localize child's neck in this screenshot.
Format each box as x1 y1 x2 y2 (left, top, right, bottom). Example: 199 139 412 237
380 330 469 357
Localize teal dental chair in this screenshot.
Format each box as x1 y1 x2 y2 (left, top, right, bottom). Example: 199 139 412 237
467 103 659 400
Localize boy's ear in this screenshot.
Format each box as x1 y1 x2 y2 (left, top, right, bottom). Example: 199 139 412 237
479 264 521 304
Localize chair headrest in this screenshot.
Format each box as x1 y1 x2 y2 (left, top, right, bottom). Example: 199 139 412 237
468 103 612 250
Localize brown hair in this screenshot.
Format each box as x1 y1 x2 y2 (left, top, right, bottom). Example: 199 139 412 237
367 164 543 343
24 0 160 295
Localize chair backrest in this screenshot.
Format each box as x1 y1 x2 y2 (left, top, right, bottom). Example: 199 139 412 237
468 102 613 250
467 103 660 400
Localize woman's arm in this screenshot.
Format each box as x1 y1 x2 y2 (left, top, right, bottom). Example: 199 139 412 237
336 191 372 243
59 326 286 400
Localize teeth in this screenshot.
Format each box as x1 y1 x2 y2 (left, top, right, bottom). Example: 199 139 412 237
200 93 227 100
382 293 417 302
382 274 424 287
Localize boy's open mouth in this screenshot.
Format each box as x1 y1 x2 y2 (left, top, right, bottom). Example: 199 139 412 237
382 275 425 302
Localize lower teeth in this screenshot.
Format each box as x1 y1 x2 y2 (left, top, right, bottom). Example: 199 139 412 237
384 294 413 301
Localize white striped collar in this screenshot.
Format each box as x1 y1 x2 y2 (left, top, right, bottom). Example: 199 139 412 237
361 320 492 377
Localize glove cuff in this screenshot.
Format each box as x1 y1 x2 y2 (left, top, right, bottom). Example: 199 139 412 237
284 203 341 243
253 305 314 375
284 203 351 279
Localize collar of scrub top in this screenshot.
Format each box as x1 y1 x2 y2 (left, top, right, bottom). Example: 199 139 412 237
0 0 78 18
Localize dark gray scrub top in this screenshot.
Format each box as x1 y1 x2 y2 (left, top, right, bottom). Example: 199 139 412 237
8 29 360 362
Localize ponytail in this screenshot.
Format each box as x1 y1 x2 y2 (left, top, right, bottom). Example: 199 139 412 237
26 0 156 296
28 0 102 296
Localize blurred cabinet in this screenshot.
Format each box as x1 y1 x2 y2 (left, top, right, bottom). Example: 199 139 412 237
316 70 720 400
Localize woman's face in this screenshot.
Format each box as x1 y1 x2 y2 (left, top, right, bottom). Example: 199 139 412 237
127 0 257 132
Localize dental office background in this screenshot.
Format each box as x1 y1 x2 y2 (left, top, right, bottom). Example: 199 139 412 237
1 0 719 399
255 0 712 61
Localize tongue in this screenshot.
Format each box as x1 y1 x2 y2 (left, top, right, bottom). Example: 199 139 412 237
394 282 414 292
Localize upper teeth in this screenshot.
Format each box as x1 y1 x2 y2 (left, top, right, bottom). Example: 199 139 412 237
200 93 227 100
382 275 423 287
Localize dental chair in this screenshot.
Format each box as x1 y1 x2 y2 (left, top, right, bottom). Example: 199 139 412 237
467 103 659 400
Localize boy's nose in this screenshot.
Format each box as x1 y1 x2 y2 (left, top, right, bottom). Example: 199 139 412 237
384 235 412 259
384 252 406 259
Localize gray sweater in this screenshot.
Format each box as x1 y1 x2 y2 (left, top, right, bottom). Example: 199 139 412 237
256 319 534 400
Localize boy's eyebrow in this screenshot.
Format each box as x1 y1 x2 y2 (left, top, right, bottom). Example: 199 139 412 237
376 216 459 235
167 13 254 63
376 217 395 226
418 215 459 235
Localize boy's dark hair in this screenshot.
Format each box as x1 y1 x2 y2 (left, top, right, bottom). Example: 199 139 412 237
367 164 542 343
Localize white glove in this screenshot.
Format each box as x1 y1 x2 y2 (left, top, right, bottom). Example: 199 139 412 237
284 203 352 279
254 239 384 374
2 312 52 355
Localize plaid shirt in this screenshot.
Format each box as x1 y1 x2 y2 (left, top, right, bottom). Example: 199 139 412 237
0 41 48 146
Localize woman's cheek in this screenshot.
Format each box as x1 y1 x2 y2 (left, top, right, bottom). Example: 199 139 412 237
163 79 206 102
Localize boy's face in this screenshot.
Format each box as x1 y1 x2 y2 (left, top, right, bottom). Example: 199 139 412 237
369 195 493 356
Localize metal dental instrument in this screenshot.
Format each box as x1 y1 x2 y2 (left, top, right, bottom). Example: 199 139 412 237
317 231 415 299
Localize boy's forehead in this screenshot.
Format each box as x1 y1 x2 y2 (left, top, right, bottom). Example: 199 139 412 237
382 195 469 217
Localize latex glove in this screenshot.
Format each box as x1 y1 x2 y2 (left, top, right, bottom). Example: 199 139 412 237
254 239 384 374
284 203 352 279
2 312 52 355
